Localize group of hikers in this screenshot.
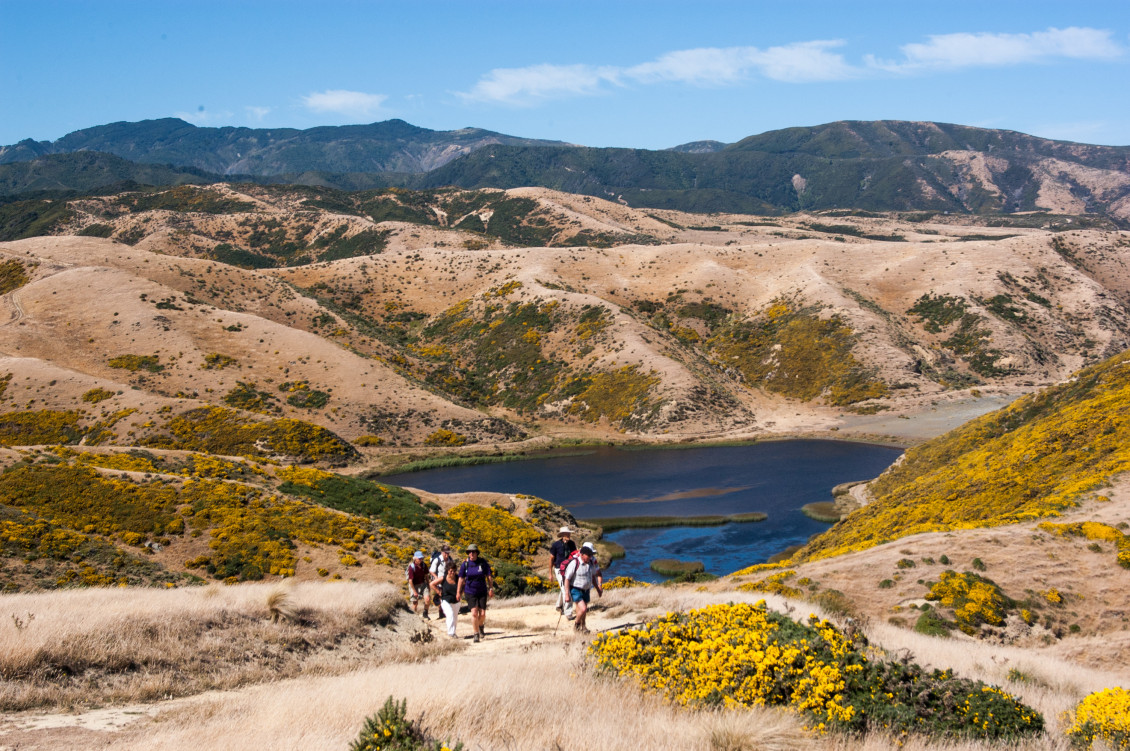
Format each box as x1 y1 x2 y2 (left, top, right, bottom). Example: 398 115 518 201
404 525 603 641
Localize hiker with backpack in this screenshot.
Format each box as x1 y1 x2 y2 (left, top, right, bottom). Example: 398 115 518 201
430 563 461 638
563 542 603 635
406 550 431 620
456 544 494 643
548 526 578 620
429 545 454 610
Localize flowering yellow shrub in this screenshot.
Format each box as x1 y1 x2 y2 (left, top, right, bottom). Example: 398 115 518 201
730 560 790 577
1039 520 1130 569
82 388 116 403
590 601 1042 738
603 576 650 590
424 429 468 446
925 571 1011 635
800 351 1130 563
0 410 85 445
276 465 335 487
446 503 543 564
144 407 356 464
1067 687 1130 749
738 570 803 598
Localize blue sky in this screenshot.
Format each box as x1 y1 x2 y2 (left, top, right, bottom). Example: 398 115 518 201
3 1 1129 149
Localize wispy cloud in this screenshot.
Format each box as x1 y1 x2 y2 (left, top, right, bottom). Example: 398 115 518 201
458 64 620 105
302 89 388 117
459 27 1123 107
460 43 855 104
245 106 271 121
626 42 854 85
869 27 1124 72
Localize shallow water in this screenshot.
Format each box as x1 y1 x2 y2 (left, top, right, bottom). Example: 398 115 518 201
384 439 902 581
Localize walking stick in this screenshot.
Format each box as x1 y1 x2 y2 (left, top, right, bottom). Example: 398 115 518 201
553 609 564 636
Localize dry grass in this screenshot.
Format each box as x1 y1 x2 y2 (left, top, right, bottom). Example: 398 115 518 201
102 644 813 751
0 581 405 710
2 579 1127 749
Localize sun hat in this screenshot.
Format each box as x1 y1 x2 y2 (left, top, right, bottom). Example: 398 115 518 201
581 542 596 554
465 544 479 553
558 526 573 537
413 550 424 559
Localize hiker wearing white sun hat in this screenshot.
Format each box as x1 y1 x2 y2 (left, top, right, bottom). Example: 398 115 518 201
548 526 578 619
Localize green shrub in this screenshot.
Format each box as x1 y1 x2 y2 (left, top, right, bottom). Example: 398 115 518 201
349 696 463 751
108 354 163 372
650 559 705 576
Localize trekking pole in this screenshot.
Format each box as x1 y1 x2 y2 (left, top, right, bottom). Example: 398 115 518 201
553 610 564 636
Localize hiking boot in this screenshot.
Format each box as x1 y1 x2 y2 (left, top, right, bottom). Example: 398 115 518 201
554 604 563 613
478 627 486 637
566 613 575 620
473 633 480 643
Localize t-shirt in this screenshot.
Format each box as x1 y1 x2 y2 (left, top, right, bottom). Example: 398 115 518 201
565 557 601 591
407 561 429 586
430 554 452 580
458 558 493 597
549 538 577 569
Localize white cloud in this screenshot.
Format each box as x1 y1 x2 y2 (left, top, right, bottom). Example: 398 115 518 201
459 27 1123 106
302 89 388 116
458 64 620 105
871 27 1124 72
461 44 855 105
245 106 271 121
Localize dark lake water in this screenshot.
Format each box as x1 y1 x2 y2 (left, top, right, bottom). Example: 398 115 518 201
384 440 902 582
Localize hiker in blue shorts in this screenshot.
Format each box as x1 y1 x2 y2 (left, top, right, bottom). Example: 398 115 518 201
563 542 602 635
456 544 494 643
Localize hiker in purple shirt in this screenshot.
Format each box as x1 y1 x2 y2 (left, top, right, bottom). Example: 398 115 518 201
456 544 494 643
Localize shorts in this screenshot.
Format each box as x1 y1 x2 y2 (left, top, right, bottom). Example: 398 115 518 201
570 587 590 604
465 593 488 610
409 582 428 602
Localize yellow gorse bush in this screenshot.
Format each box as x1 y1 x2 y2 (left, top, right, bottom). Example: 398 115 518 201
925 571 1011 635
1067 687 1130 749
446 503 543 564
603 576 650 590
1039 520 1130 569
800 352 1130 562
737 570 803 598
590 602 1043 739
591 602 856 723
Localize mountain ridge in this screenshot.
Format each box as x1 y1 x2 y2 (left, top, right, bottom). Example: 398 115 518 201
3 118 1129 221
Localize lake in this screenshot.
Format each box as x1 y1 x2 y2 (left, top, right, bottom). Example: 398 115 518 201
384 440 902 581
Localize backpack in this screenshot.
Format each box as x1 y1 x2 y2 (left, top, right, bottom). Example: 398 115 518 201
558 549 582 578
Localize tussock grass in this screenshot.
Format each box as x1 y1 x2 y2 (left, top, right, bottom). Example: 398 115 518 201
3 581 1124 750
105 645 812 751
0 581 404 710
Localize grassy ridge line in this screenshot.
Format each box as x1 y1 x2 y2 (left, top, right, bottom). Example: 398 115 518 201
586 512 767 532
798 350 1130 562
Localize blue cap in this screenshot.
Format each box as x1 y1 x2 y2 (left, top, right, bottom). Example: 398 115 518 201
414 550 424 558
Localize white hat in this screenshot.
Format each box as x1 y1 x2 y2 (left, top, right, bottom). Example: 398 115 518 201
558 526 573 537
581 542 596 554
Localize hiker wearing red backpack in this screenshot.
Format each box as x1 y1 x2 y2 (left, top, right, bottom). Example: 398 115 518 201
548 526 578 620
564 542 602 635
406 550 431 620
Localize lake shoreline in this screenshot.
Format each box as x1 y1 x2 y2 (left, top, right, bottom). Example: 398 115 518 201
373 433 909 478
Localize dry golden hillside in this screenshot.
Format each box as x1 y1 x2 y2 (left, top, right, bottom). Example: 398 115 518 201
1 184 1128 454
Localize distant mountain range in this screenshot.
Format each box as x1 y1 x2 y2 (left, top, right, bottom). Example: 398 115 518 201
3 118 1129 221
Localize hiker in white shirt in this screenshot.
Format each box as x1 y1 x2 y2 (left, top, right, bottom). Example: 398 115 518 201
564 542 603 635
